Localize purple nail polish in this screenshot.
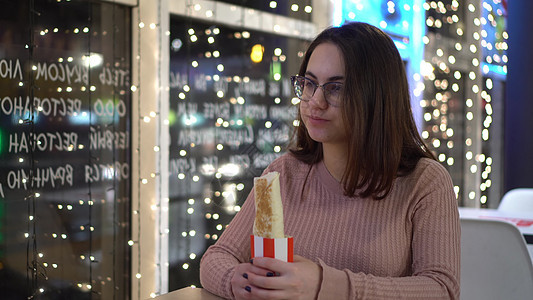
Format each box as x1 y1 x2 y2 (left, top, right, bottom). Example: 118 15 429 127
249 259 254 264
245 286 251 292
266 272 274 277
243 273 248 279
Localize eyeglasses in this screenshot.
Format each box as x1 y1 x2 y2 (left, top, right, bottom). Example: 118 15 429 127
291 75 343 107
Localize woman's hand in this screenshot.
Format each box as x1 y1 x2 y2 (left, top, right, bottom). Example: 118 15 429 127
231 255 322 300
231 260 274 299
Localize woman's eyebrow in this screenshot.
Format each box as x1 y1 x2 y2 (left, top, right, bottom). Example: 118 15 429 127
304 71 344 82
327 75 345 82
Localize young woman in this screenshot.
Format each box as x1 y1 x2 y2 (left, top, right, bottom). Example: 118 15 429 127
200 22 460 299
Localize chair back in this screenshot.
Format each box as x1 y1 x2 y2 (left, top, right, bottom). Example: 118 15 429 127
460 218 533 300
498 188 533 212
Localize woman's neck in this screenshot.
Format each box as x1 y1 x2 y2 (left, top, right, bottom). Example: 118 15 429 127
322 143 348 182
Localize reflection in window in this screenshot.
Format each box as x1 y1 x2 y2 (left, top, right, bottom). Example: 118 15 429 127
0 1 131 298
168 15 308 290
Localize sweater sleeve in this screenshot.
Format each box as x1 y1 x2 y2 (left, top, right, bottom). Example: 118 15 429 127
199 189 255 299
317 161 460 299
199 156 294 299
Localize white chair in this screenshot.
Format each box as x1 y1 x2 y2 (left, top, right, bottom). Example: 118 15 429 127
460 218 533 300
498 188 533 213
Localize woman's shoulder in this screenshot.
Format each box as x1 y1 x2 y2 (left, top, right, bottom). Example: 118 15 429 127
391 158 455 206
414 157 451 178
405 157 454 189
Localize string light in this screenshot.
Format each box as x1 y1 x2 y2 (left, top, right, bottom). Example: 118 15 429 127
0 0 115 297
418 0 507 207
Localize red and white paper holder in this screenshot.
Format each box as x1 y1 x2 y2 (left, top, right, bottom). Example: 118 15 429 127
250 235 293 262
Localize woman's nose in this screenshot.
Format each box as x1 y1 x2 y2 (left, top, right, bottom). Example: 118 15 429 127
308 87 328 109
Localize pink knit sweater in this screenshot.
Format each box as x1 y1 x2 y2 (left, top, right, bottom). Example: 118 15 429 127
200 154 460 299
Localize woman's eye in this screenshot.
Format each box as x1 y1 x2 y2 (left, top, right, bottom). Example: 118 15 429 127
304 80 314 87
328 84 342 94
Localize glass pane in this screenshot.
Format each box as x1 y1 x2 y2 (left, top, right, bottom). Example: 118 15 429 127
168 15 308 290
0 1 131 299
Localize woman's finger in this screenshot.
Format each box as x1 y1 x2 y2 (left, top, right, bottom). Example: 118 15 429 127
246 270 287 290
247 263 275 276
250 257 294 274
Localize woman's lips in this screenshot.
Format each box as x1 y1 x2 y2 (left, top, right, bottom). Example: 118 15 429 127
307 115 328 125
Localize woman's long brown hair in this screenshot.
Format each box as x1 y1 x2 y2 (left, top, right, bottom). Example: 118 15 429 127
290 22 435 199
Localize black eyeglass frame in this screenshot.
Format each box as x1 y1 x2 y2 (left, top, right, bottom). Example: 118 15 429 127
290 75 343 107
